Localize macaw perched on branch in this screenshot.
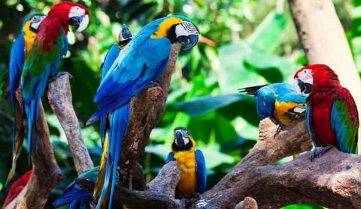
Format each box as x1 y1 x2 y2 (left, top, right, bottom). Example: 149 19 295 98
3 170 32 208
87 15 199 209
294 64 359 161
53 167 99 209
239 83 307 131
4 13 46 185
166 127 206 198
20 2 89 158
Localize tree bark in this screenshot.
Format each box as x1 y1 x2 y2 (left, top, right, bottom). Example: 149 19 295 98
288 0 361 148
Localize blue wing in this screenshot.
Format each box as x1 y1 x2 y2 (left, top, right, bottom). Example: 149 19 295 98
166 152 175 163
305 104 317 146
330 87 358 154
9 34 25 108
87 33 171 125
270 83 306 104
195 149 206 194
255 86 276 119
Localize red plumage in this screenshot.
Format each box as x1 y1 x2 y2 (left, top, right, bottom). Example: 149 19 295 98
3 170 32 207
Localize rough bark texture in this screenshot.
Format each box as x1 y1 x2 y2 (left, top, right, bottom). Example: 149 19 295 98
288 0 361 148
118 44 182 190
47 73 94 175
5 103 64 209
235 197 258 209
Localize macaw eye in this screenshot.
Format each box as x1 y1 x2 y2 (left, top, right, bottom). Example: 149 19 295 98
303 70 307 74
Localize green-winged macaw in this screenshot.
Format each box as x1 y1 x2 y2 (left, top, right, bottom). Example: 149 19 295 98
4 13 45 185
294 64 359 161
20 2 89 158
166 127 207 198
3 170 32 208
87 15 199 209
53 167 99 209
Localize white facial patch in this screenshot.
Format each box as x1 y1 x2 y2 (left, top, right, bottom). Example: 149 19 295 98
298 69 313 85
69 6 86 18
30 16 45 30
293 78 302 95
175 21 198 37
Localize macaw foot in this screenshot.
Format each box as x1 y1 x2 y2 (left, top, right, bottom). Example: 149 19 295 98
292 153 299 159
273 123 285 138
180 195 200 207
310 145 335 162
49 71 73 82
148 81 161 88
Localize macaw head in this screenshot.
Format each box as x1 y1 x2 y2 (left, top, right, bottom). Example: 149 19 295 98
47 2 90 33
294 64 340 95
118 24 134 49
22 13 46 33
172 127 195 151
150 15 199 51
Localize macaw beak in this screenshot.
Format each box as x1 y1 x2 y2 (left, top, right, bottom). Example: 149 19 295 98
295 78 312 95
70 14 89 33
119 24 134 42
175 131 184 147
177 34 199 51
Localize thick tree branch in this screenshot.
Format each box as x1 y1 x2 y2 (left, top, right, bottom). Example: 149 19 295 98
288 0 361 147
118 44 182 190
5 103 64 209
47 73 94 175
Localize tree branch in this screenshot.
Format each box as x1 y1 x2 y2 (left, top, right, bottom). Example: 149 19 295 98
47 73 94 175
288 0 361 147
5 103 64 209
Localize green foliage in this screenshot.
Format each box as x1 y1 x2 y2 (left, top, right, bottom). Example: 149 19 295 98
0 0 358 208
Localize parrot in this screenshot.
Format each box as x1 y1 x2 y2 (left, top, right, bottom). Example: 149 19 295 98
20 2 89 159
166 127 207 198
293 64 359 161
87 15 199 209
239 83 308 131
3 170 32 208
4 13 46 185
53 166 100 209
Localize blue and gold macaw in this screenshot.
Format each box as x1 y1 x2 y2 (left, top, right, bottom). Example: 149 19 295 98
21 2 89 159
5 13 46 185
239 83 307 128
53 166 99 209
166 127 206 198
87 15 199 209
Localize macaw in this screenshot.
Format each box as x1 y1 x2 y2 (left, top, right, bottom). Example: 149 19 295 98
53 166 100 209
87 15 199 209
294 64 359 161
239 83 307 128
166 127 206 198
3 170 32 208
20 2 89 158
4 13 46 185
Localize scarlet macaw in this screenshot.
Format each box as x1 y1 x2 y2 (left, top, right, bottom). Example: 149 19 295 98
294 64 359 161
3 170 32 208
239 83 307 130
87 15 199 209
4 13 46 185
166 127 207 198
53 167 99 209
20 2 89 158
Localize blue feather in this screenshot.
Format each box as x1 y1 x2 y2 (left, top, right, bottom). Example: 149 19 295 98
305 105 317 146
166 152 175 163
195 149 206 194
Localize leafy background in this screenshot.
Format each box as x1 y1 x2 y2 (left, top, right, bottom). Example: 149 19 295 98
0 0 359 208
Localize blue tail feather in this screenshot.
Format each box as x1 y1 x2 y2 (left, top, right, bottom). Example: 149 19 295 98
24 99 40 159
53 184 93 208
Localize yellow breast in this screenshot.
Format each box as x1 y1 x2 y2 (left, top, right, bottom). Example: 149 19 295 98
173 150 197 198
23 20 38 55
274 101 299 126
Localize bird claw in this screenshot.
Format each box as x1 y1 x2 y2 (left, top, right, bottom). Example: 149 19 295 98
147 81 161 88
49 71 73 82
310 145 334 162
273 123 284 138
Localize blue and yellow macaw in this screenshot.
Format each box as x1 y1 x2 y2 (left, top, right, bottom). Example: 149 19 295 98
166 127 207 198
87 15 199 209
5 13 46 185
53 166 99 209
20 2 89 159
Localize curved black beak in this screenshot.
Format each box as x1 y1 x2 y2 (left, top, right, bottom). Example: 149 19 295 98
175 131 184 147
69 15 89 33
177 34 199 51
119 24 134 45
297 79 312 94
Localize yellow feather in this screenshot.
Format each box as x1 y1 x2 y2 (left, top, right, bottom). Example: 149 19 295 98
274 101 300 126
150 17 183 38
23 20 38 55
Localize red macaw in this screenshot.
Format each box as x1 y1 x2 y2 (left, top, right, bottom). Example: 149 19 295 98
3 170 32 208
294 64 359 161
20 2 89 158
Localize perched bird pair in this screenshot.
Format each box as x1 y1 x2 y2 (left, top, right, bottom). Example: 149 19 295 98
54 127 206 208
4 2 90 185
85 15 200 209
